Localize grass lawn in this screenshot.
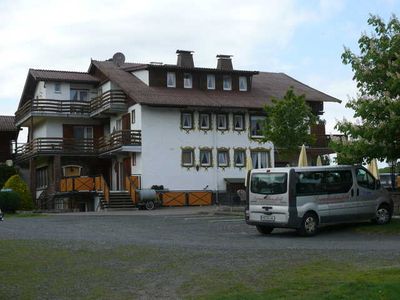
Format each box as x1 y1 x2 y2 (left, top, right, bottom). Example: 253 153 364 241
0 240 399 299
353 218 400 235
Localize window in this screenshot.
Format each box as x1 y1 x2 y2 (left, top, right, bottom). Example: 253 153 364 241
223 75 232 91
181 112 193 129
250 115 266 137
199 113 211 130
182 149 194 167
183 73 193 88
167 72 176 88
356 168 376 190
234 150 245 167
70 89 88 101
115 119 122 131
36 167 48 189
251 151 269 169
217 149 229 167
200 149 212 167
233 114 244 131
217 114 228 130
251 173 287 195
296 170 353 195
131 110 136 124
239 76 248 91
132 153 136 166
207 74 215 90
55 83 61 93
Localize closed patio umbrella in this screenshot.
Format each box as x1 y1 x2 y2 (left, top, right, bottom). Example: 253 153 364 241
367 159 379 179
244 155 253 187
316 155 322 166
298 144 308 167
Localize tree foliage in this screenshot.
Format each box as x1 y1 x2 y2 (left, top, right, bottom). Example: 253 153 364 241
0 165 18 189
332 14 400 164
262 88 318 157
3 175 33 210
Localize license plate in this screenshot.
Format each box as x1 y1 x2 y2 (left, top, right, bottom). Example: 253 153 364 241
260 215 275 221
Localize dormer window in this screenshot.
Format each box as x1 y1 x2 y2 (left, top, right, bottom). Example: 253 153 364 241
207 74 215 90
167 72 176 88
239 76 247 91
183 73 192 89
223 75 232 91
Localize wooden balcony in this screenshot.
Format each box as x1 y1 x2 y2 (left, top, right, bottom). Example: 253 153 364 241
14 130 141 162
15 99 90 126
15 90 127 126
90 90 127 117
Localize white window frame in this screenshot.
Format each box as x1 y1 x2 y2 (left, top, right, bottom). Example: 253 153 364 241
116 119 122 131
199 149 212 167
239 76 248 91
223 75 232 91
234 150 245 167
207 74 216 90
199 113 211 130
183 73 193 89
233 114 244 131
217 149 229 167
131 110 136 124
54 83 61 94
182 149 194 167
217 114 228 130
181 112 193 129
251 151 269 169
250 115 265 137
167 72 176 88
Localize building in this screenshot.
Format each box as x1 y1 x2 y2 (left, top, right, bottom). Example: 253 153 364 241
14 50 339 210
0 115 18 163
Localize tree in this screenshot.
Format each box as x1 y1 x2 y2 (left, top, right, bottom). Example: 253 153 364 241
0 164 18 189
262 88 318 160
3 175 33 210
331 14 400 165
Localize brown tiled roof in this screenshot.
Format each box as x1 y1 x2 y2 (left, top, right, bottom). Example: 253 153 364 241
29 69 100 83
0 115 17 132
91 60 340 109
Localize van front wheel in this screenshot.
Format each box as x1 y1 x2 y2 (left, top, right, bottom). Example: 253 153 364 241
298 212 318 237
256 225 274 235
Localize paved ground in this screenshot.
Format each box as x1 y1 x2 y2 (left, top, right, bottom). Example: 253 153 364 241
1 206 400 251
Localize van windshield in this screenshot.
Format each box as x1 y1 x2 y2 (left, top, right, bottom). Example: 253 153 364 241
251 173 287 195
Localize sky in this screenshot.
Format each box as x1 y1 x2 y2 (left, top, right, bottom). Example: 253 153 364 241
0 0 398 137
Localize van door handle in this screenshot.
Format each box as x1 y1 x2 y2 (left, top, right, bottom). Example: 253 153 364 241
356 188 360 196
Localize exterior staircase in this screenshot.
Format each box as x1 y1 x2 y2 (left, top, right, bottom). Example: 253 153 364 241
99 191 137 210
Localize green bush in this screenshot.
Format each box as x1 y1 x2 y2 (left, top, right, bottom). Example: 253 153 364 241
0 191 21 212
3 175 34 210
0 165 18 189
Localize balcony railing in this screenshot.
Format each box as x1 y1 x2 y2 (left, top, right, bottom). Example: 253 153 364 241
15 90 127 125
14 130 141 161
15 99 90 124
90 90 127 116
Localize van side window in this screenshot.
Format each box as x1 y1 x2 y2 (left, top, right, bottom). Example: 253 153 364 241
296 170 353 195
356 168 375 190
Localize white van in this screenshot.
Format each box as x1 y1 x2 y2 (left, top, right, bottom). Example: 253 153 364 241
245 165 393 236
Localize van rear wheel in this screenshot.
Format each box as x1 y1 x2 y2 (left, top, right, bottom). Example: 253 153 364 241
373 204 392 225
298 212 318 237
256 225 274 235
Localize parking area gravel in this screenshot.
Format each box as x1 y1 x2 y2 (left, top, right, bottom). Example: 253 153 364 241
1 207 400 299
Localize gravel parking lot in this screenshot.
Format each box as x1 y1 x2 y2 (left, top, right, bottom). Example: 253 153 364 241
1 208 400 299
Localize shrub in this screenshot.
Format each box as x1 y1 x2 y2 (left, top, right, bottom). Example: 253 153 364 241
3 175 34 210
0 165 18 189
0 191 21 212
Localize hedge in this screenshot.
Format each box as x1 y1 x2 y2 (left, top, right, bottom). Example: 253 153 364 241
0 191 20 212
3 175 34 210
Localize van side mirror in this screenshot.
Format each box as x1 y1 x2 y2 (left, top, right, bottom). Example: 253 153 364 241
376 179 381 190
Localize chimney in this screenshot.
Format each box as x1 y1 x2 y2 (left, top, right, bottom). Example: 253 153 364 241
176 50 194 68
216 54 233 70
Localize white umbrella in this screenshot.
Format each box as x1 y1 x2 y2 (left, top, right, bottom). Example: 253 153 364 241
367 159 379 179
298 144 308 167
316 155 322 166
244 155 253 187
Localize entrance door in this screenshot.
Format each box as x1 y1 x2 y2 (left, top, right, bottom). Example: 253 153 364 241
123 157 131 190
